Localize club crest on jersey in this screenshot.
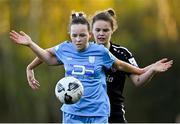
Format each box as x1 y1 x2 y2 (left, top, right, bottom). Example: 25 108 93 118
89 56 95 64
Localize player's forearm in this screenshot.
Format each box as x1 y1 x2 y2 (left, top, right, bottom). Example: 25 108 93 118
27 57 43 70
131 68 157 86
116 59 144 75
143 63 154 71
28 41 53 65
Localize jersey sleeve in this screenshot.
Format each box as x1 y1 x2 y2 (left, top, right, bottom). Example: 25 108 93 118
53 42 64 64
114 46 138 67
119 47 139 76
103 47 116 69
123 48 138 67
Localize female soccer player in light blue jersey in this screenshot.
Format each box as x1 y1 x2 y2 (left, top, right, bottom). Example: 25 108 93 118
9 12 144 123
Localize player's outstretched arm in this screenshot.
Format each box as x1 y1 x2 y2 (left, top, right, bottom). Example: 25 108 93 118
113 59 145 75
130 58 173 86
26 49 61 90
9 30 55 65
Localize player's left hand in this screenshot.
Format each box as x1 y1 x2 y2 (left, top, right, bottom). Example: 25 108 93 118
26 67 40 90
152 58 173 72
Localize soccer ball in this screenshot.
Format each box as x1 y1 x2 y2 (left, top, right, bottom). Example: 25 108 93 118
55 76 84 104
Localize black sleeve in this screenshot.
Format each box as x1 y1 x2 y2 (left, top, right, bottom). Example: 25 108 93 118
116 47 139 76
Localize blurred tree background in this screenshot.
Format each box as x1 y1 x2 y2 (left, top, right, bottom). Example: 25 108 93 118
0 0 180 122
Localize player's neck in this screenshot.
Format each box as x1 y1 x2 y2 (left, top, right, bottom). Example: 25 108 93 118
105 42 111 50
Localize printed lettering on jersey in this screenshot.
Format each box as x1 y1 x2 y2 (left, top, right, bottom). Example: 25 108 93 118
128 58 138 66
88 56 95 64
106 75 114 83
66 64 95 78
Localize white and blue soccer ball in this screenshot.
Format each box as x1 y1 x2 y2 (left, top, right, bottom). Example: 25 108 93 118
55 76 84 104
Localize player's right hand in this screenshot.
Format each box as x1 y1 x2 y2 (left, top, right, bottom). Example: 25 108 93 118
9 30 32 46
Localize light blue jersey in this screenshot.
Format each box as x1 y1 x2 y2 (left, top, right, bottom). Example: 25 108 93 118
54 41 116 117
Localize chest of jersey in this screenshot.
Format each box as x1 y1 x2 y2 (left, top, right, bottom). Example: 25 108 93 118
61 52 104 80
54 42 115 82
65 58 97 78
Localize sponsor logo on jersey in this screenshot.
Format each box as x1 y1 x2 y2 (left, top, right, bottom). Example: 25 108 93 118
66 64 95 78
106 75 114 83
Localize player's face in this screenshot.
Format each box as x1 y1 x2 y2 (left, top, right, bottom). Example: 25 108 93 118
70 24 91 51
92 20 113 46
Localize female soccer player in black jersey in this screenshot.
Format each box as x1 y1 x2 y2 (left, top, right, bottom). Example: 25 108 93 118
91 8 173 123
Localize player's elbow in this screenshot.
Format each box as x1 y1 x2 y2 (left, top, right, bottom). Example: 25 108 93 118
133 81 143 87
47 57 60 66
132 77 147 87
45 60 55 66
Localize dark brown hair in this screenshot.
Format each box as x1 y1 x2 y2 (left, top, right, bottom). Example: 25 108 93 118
69 12 90 31
91 8 118 32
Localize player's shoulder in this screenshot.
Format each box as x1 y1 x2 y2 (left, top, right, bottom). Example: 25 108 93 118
90 42 106 50
54 40 72 51
111 42 132 56
61 40 72 46
89 42 109 55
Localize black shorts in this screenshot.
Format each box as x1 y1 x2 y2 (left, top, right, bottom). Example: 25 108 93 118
109 104 127 123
